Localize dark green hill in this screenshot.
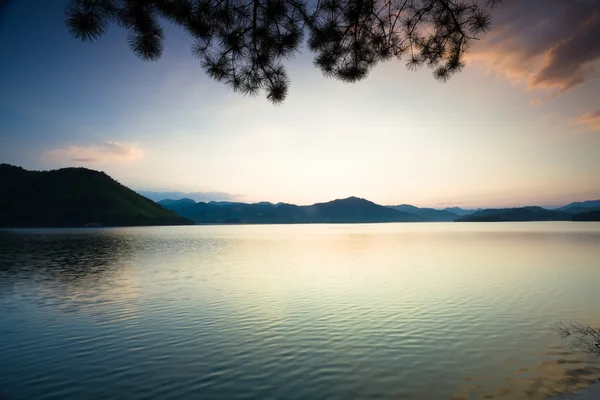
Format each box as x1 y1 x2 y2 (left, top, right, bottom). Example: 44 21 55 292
572 210 600 221
159 196 423 224
457 206 571 222
0 164 193 227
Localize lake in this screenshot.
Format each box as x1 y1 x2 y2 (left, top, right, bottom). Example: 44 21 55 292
1 223 599 399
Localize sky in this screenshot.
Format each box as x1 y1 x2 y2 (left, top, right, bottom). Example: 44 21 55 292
0 0 599 208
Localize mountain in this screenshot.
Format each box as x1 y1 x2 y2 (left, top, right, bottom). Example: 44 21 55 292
158 198 197 207
572 210 600 221
0 164 193 227
307 197 423 223
387 204 459 222
137 191 238 203
443 207 479 216
457 206 571 222
556 199 600 215
159 196 423 224
159 200 287 224
208 201 243 206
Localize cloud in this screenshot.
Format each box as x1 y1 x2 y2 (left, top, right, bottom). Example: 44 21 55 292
45 141 144 164
137 191 241 202
530 12 600 91
469 0 600 93
528 97 543 107
571 109 600 131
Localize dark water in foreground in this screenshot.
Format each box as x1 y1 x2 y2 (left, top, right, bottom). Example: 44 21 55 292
1 223 599 400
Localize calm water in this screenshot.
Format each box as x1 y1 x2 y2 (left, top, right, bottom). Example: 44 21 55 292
1 223 599 400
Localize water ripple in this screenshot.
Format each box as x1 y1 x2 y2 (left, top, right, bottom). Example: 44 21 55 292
0 223 599 400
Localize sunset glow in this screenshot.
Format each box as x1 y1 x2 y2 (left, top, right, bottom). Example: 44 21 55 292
1 1 598 208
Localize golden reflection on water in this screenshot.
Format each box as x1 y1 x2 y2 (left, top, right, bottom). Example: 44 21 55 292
452 351 600 400
189 223 600 399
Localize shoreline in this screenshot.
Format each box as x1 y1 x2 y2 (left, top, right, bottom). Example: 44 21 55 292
2 220 598 229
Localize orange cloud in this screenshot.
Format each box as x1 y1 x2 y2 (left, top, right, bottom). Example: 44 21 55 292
469 1 600 93
45 141 144 163
529 11 600 91
571 109 600 132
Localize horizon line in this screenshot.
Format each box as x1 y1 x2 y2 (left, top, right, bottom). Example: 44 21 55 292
3 164 597 211
141 193 600 211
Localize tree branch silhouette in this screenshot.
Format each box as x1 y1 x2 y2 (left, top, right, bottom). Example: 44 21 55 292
558 322 600 357
65 0 501 104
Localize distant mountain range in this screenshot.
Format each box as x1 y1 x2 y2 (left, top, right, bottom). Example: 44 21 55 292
1 164 599 227
159 197 600 224
0 164 192 227
555 199 600 215
138 191 238 203
387 204 460 222
159 197 424 224
455 201 600 222
456 206 572 222
442 207 481 216
571 210 600 221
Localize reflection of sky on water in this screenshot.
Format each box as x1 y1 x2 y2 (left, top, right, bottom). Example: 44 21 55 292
0 223 599 399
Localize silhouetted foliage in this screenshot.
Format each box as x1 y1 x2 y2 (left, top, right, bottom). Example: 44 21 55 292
558 322 600 357
65 0 501 104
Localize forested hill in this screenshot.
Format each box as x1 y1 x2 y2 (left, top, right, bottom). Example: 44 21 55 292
0 164 192 227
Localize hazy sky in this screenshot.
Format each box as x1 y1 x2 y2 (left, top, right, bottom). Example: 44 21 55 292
1 0 599 208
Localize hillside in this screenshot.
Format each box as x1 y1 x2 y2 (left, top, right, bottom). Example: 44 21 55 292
443 207 479 216
0 164 193 227
387 204 459 222
457 206 571 222
159 196 423 224
557 199 600 215
572 210 600 221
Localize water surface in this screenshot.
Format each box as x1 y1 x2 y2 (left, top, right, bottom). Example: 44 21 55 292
1 223 599 399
